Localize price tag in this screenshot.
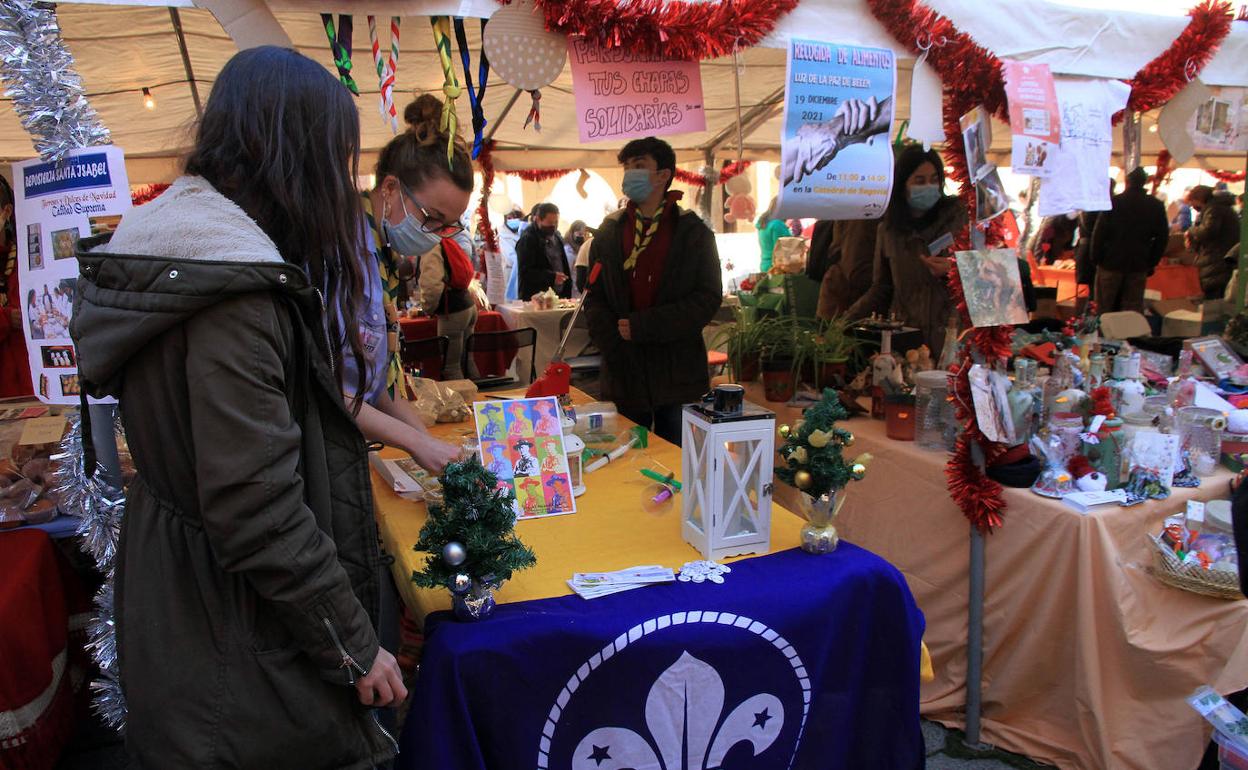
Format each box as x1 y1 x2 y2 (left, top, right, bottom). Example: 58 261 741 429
18 415 68 446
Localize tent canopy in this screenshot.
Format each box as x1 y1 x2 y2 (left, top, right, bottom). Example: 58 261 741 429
3 0 1245 182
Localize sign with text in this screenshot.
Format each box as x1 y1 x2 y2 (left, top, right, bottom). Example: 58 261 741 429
1003 60 1060 178
14 145 130 405
776 40 896 220
568 38 706 143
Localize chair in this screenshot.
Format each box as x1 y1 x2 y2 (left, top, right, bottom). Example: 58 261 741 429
399 335 450 381
466 327 537 389
557 311 601 378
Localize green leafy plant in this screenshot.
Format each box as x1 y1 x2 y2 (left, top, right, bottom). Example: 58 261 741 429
412 457 536 591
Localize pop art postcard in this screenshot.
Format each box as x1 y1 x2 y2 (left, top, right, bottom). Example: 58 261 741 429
473 396 576 520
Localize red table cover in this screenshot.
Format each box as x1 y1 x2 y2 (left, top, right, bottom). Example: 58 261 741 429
0 530 87 770
400 310 514 378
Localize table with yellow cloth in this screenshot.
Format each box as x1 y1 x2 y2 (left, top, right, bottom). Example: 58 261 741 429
740 381 1248 770
374 389 931 770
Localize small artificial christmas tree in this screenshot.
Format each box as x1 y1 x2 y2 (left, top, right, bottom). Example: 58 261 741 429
775 388 871 498
413 456 536 620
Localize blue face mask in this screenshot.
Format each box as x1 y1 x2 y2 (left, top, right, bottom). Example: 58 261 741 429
907 184 941 213
621 168 654 204
382 194 443 256
505 219 521 233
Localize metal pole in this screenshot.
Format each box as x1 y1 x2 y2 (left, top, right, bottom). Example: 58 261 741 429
701 149 714 223
169 8 204 119
964 524 988 748
483 89 522 144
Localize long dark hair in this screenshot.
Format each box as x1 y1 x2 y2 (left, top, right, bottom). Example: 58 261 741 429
183 46 366 403
885 144 947 233
0 174 14 254
375 94 473 193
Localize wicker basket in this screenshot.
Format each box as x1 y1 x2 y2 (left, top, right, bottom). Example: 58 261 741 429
1149 534 1244 601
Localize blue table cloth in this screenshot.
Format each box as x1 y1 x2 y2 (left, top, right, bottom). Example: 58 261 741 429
397 543 925 770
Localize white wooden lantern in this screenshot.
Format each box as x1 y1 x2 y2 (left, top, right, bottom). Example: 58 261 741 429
565 433 586 497
681 396 775 561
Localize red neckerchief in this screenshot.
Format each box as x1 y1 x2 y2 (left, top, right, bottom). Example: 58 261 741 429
622 190 682 311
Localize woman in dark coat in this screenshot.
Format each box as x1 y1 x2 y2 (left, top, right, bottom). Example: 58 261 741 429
72 47 403 768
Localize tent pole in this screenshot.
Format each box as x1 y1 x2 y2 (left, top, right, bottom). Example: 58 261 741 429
700 149 714 224
1237 150 1248 313
483 89 523 145
169 8 203 119
700 86 785 157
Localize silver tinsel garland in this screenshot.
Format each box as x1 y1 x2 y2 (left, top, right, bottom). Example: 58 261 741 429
0 0 110 161
53 411 127 728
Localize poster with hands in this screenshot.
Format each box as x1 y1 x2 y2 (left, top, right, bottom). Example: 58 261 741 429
776 39 896 220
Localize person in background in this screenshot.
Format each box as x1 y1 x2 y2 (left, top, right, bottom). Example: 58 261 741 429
1074 179 1116 314
517 202 571 300
1172 186 1194 232
846 144 965 354
1032 214 1078 264
1091 167 1169 313
0 175 31 398
71 46 403 768
1187 184 1242 300
563 220 588 296
499 206 525 302
574 230 594 294
360 93 469 471
414 224 481 381
755 198 790 272
584 136 721 445
815 219 878 320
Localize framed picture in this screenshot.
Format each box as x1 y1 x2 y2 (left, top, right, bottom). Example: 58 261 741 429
1187 336 1241 381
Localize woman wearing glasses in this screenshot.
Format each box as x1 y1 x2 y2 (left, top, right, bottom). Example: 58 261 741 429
354 94 477 467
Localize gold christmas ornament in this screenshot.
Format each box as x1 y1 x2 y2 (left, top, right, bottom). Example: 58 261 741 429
850 463 867 481
778 424 791 439
792 447 809 465
795 470 813 489
842 432 855 447
807 429 830 448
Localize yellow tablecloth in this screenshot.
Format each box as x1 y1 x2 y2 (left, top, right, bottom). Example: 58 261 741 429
373 389 808 625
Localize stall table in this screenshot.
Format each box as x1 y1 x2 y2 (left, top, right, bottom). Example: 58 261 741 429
1034 262 1201 303
373 390 927 770
494 301 589 377
399 310 513 377
740 381 1248 770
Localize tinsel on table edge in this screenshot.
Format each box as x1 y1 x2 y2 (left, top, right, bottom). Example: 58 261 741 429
52 411 127 729
517 0 799 61
0 0 110 161
864 0 1233 533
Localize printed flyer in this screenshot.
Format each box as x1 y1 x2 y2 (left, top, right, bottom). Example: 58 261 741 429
1002 60 1061 178
1188 86 1248 152
955 249 1029 328
568 38 705 143
14 146 130 404
776 39 896 220
474 396 576 520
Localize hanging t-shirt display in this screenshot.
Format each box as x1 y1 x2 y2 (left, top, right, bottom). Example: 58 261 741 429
1037 77 1131 218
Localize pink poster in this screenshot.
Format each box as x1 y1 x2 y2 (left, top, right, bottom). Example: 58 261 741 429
567 38 706 144
1003 60 1061 178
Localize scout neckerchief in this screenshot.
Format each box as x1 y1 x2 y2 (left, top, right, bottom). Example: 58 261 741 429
622 190 682 272
361 193 403 399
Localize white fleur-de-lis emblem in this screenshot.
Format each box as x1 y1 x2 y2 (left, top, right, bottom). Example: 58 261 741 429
571 651 784 770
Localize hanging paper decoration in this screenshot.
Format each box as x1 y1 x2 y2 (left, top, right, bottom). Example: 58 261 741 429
453 17 491 159
514 0 798 62
483 0 567 92
320 14 359 95
0 0 110 161
367 16 401 132
523 90 542 132
431 16 462 165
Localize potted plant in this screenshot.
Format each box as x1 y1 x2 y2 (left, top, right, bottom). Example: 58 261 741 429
810 316 858 389
759 317 799 403
710 307 768 383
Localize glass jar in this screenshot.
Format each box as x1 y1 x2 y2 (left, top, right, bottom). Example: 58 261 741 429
1087 353 1107 389
885 394 916 441
914 370 951 452
1177 406 1226 477
1042 353 1075 424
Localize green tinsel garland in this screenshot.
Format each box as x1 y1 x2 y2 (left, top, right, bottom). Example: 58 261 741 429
412 456 536 590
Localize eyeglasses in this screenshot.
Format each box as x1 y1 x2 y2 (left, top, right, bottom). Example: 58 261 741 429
399 183 465 236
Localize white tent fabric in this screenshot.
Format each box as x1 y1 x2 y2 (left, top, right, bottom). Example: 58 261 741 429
2 0 1245 181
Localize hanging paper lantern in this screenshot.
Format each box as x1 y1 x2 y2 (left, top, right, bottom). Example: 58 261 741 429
483 0 567 91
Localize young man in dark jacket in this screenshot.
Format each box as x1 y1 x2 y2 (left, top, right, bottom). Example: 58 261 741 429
584 137 722 445
1091 167 1169 313
1187 186 1242 299
516 201 571 300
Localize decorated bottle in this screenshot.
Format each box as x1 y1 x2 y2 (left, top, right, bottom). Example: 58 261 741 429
1167 350 1198 410
1042 352 1075 425
1108 349 1147 418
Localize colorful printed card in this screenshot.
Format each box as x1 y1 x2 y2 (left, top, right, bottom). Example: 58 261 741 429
955 249 1030 328
473 396 576 520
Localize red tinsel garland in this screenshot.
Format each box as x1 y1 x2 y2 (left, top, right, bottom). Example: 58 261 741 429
1208 168 1247 183
865 0 1234 532
673 160 753 188
510 167 575 183
131 183 169 207
475 140 500 257
1119 0 1234 122
516 0 798 61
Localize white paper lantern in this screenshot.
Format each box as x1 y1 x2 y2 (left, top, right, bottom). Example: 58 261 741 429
681 399 775 561
482 0 567 92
